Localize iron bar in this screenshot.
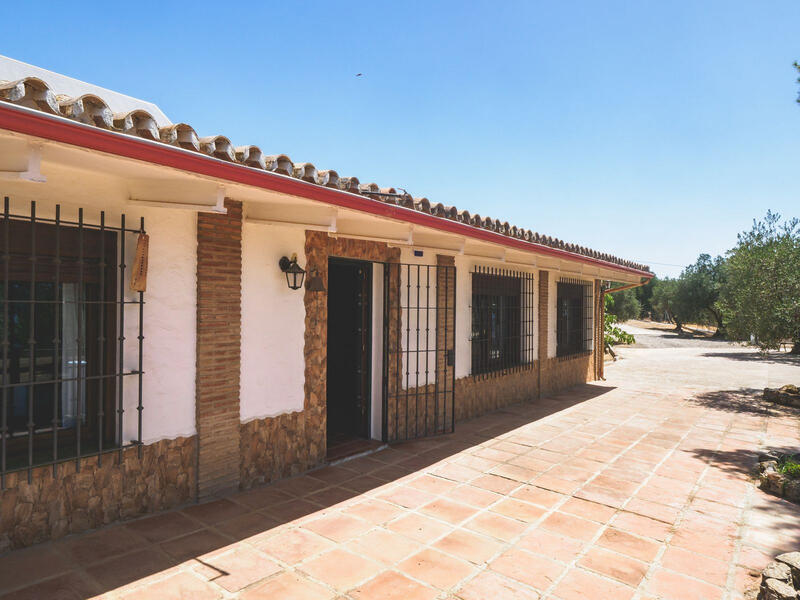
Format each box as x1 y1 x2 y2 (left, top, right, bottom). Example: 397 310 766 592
137 218 144 457
26 202 36 483
75 208 83 472
1 198 8 489
51 205 61 477
117 214 125 460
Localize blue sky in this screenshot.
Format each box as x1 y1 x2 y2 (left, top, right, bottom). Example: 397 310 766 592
2 1 799 277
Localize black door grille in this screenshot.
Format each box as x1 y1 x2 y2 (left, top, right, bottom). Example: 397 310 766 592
0 198 145 487
382 263 456 443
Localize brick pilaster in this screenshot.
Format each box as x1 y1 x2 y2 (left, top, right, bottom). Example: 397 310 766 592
436 255 456 433
537 270 549 398
196 199 242 498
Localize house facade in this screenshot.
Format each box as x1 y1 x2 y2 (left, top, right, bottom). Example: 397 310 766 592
0 57 652 550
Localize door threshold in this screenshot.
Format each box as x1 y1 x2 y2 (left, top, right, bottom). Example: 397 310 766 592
327 439 387 465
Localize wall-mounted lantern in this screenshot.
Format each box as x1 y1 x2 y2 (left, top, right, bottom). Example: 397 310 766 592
278 253 306 290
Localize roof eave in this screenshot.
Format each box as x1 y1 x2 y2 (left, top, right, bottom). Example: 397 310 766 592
0 102 654 279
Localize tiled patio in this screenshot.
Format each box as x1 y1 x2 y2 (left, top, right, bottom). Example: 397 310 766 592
1 342 798 599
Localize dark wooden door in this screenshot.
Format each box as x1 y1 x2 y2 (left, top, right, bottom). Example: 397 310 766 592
327 259 371 441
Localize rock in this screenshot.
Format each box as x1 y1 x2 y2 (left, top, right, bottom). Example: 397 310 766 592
786 480 800 503
762 470 786 495
759 578 798 600
763 561 794 584
779 384 799 395
777 553 800 588
761 460 780 473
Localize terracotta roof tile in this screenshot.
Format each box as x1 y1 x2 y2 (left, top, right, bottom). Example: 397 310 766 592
0 75 651 274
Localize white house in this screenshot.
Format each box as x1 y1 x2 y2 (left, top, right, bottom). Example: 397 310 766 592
0 56 652 550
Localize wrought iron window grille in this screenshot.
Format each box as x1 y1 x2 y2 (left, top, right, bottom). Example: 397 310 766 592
470 266 535 379
556 277 593 358
1 198 145 489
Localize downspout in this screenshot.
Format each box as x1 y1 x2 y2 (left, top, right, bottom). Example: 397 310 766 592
598 277 653 380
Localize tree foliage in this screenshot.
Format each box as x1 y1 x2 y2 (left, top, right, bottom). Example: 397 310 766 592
674 254 727 334
719 211 800 353
604 295 635 346
605 288 641 322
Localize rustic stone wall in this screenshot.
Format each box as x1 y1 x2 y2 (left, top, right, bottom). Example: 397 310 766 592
0 436 196 551
196 199 242 498
455 367 540 421
540 353 594 396
240 413 309 489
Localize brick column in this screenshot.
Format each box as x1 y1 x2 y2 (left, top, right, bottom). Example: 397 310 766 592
195 199 242 498
537 270 549 398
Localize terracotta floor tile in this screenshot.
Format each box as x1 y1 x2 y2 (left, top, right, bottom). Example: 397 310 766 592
596 528 661 562
235 485 294 509
540 512 602 542
124 511 202 543
350 570 438 600
84 547 178 590
304 513 372 543
510 485 566 508
670 528 736 562
490 463 539 483
342 499 404 525
307 465 359 486
406 474 458 495
432 462 481 483
419 498 476 524
578 547 648 586
181 498 250 525
399 548 475 589
466 511 528 542
387 513 452 543
301 548 383 591
118 571 220 600
490 548 566 591
305 485 360 508
624 498 681 524
346 528 423 564
159 529 232 563
53 525 148 566
650 568 724 600
2 571 101 600
240 571 334 600
456 570 541 600
518 529 586 562
378 485 436 509
531 474 581 495
611 511 673 541
214 512 280 539
192 546 280 592
559 498 615 524
255 527 334 563
660 546 730 587
491 498 547 523
471 474 522 495
433 529 503 564
446 484 502 508
551 567 635 600
258 498 322 525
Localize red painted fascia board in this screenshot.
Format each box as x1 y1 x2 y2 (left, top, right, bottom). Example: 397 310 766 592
0 103 653 279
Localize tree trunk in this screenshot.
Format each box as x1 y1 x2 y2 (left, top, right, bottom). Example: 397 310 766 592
708 308 725 337
791 341 800 355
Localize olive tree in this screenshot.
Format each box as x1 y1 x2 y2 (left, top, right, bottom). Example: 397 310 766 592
720 212 800 353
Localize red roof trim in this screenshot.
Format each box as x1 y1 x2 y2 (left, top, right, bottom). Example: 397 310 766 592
0 103 652 278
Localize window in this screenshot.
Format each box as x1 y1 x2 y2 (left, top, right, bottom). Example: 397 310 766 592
471 267 534 376
1 200 145 484
556 279 592 357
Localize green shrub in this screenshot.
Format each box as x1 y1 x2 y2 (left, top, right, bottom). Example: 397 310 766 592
778 455 800 479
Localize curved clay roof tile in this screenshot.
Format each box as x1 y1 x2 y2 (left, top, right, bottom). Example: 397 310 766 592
414 197 431 213
292 162 317 183
337 176 360 192
264 154 293 176
235 145 266 169
58 94 114 128
113 109 159 140
317 169 339 188
458 209 471 223
0 77 59 114
160 123 200 151
199 136 235 161
358 182 380 196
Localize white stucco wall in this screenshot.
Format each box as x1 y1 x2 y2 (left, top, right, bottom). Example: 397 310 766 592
123 207 197 444
240 223 306 421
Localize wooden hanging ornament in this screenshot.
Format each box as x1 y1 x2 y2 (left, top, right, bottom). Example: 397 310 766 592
130 233 149 292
